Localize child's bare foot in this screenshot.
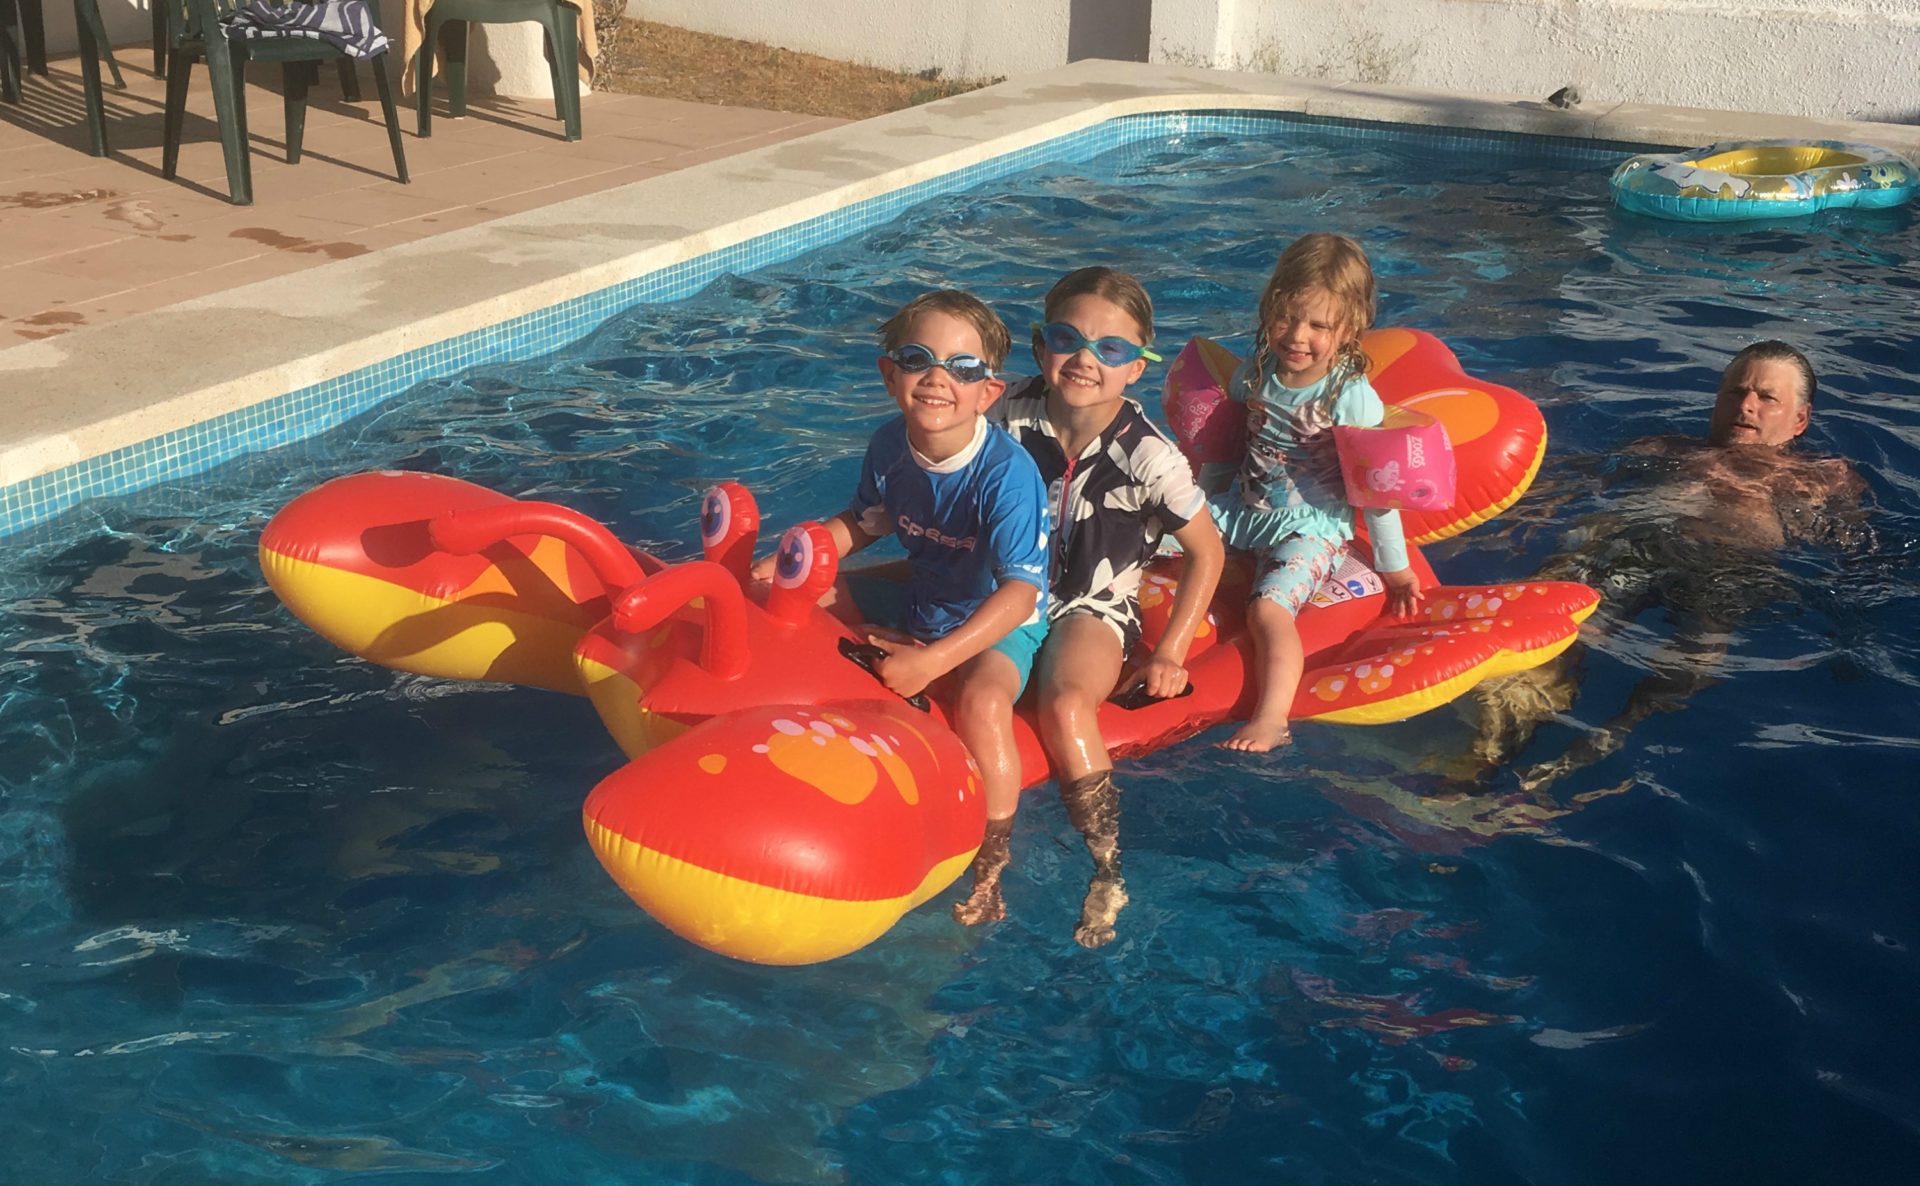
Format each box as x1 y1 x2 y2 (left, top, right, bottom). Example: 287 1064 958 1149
1073 874 1129 948
952 816 1013 927
1220 720 1293 752
1059 771 1127 947
952 879 1006 926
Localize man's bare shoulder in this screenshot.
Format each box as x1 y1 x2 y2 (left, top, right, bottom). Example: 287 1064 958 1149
1619 434 1699 459
1779 451 1866 509
1805 453 1864 490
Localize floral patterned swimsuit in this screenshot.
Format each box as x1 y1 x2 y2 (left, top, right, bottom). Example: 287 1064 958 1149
1206 361 1409 614
992 378 1208 651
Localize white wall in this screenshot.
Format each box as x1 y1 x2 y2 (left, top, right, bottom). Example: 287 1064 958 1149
1151 0 1920 123
630 0 1078 79
38 0 153 66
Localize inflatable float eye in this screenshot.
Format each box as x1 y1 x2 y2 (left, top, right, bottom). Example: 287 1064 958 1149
700 482 760 583
773 526 815 589
764 521 839 629
700 488 732 549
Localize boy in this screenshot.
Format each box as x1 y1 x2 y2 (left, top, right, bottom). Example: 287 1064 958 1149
761 290 1050 925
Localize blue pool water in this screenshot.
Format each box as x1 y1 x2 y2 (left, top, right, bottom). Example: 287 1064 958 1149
4 117 1919 1184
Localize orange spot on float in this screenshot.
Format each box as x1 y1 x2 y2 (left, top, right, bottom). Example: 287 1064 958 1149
764 717 879 805
1355 663 1395 694
1363 327 1419 372
698 753 727 775
1311 673 1350 702
871 743 921 806
1461 593 1504 618
1401 388 1501 446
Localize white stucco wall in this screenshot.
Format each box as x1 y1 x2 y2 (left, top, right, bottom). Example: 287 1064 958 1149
37 0 151 67
629 0 1075 79
1151 0 1920 123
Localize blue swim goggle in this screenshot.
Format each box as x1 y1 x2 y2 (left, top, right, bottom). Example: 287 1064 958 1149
884 344 996 384
1034 321 1163 366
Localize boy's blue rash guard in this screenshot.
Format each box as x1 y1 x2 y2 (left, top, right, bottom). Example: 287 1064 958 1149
849 416 1052 641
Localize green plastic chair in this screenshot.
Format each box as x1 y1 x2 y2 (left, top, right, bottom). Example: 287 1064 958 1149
3 0 123 147
149 0 352 95
0 0 42 94
1 0 24 104
160 0 409 205
415 0 579 141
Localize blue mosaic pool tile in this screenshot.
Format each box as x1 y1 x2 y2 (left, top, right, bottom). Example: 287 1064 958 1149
0 110 1635 541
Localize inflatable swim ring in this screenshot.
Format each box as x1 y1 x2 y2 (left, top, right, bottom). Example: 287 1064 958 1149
1610 139 1919 222
260 328 1597 965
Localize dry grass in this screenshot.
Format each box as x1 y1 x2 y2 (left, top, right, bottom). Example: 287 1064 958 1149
591 19 998 119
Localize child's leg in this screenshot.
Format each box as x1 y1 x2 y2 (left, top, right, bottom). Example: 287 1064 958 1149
1035 613 1125 783
947 648 1027 926
1223 598 1303 752
1035 613 1130 948
1222 536 1344 753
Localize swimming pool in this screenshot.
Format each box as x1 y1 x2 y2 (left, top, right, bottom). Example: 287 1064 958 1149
4 111 1919 1184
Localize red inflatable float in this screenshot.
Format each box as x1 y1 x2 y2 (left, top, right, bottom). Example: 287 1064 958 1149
259 328 1596 964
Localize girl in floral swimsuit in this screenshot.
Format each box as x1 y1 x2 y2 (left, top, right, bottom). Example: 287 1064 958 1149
981 267 1225 948
1206 234 1423 753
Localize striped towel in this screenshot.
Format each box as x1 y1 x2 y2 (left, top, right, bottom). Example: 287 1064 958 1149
225 0 392 58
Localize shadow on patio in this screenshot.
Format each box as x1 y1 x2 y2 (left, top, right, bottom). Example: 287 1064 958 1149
0 49 842 342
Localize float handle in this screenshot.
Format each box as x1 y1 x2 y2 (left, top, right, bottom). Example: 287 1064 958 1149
427 502 647 591
612 562 752 681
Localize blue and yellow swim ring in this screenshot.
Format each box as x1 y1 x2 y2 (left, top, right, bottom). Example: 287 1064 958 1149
1610 139 1918 221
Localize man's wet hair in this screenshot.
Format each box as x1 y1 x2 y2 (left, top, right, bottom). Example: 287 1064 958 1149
1726 340 1818 408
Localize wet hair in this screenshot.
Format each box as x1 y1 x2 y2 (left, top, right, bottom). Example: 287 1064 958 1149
1247 233 1376 401
1725 340 1817 408
1033 266 1155 355
879 290 1012 370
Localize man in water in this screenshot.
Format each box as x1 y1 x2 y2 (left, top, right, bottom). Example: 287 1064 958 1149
1472 340 1867 786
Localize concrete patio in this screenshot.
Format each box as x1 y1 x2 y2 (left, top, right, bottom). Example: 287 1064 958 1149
0 49 842 343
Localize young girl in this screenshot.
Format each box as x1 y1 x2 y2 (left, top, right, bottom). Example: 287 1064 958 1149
1209 233 1423 753
974 266 1225 948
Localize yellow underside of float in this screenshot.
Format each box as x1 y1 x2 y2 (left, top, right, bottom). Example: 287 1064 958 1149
1303 629 1582 726
575 654 687 760
585 816 977 965
1692 145 1866 177
261 550 588 694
